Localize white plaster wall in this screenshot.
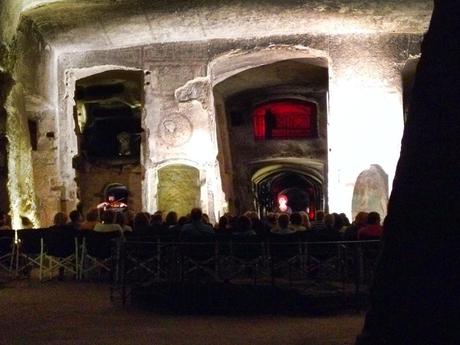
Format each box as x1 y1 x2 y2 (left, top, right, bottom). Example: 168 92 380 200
327 36 405 218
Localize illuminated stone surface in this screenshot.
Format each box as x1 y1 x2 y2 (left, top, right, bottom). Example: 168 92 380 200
157 165 200 217
0 1 433 225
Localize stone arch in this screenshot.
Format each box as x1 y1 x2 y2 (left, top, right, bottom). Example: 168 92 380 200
65 66 145 214
251 160 324 217
208 45 330 214
209 45 330 87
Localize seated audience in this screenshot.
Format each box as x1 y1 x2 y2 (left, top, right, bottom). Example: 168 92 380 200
180 208 214 240
132 212 153 237
289 212 307 232
214 215 231 233
94 210 123 233
202 213 212 226
165 211 178 229
233 215 256 236
312 213 341 241
343 212 368 240
51 212 68 228
332 213 346 233
339 213 351 227
310 211 327 232
67 209 83 230
0 210 11 230
271 213 295 234
80 208 100 230
358 211 383 240
116 212 132 233
150 211 167 235
264 212 279 232
298 211 311 230
244 211 266 236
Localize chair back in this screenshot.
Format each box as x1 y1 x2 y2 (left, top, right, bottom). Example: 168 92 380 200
181 235 216 261
45 227 77 258
0 230 15 254
17 229 47 254
269 233 301 259
231 235 263 260
83 231 120 259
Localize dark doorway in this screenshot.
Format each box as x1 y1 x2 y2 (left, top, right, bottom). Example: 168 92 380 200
255 171 322 219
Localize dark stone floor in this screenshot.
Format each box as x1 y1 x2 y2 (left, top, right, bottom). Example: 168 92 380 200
0 279 364 345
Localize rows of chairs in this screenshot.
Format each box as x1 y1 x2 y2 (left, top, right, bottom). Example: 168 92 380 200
0 229 120 281
113 233 381 304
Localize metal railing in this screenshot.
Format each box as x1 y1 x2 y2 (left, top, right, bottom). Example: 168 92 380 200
111 237 381 305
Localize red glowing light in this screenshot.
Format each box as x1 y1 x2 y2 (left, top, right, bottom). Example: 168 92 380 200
252 100 317 140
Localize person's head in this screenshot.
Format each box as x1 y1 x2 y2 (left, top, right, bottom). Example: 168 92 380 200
133 212 150 229
355 212 369 226
69 210 83 223
236 215 252 232
0 211 7 226
177 216 188 226
298 211 311 228
324 213 335 228
151 211 163 225
333 213 344 230
244 211 259 222
217 215 229 230
278 213 290 229
101 210 116 224
165 211 178 226
315 211 325 221
339 213 351 226
202 213 210 224
86 208 99 222
367 212 381 225
290 212 303 226
53 212 68 226
190 208 202 222
266 212 278 226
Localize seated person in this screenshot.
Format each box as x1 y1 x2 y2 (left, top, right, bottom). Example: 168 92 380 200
343 212 368 240
94 210 123 233
51 212 68 228
233 215 256 236
116 212 132 233
67 209 83 230
310 211 327 232
180 208 214 240
0 210 11 230
289 212 307 232
80 208 100 230
271 213 295 235
358 211 383 240
130 212 154 238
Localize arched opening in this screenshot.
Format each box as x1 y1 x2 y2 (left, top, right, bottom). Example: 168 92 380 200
73 69 144 214
104 183 129 205
157 164 200 217
252 165 323 219
212 55 329 214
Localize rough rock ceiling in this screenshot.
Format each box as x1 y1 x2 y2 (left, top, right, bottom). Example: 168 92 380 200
21 0 433 52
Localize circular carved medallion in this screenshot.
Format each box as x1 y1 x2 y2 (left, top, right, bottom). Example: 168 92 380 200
158 114 193 147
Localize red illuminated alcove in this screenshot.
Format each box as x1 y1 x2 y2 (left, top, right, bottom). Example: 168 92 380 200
252 100 317 140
